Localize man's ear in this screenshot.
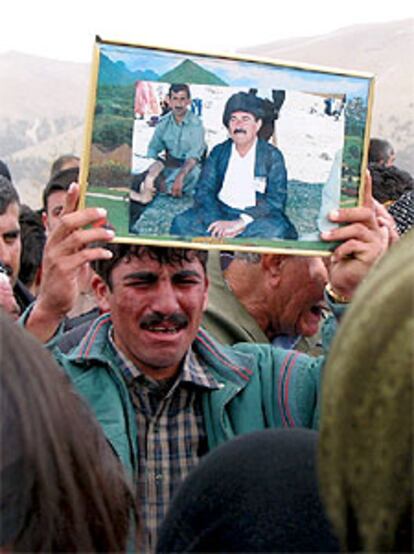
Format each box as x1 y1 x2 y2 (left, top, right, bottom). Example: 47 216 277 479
41 210 49 231
261 254 285 287
202 275 209 312
256 118 263 133
91 273 111 312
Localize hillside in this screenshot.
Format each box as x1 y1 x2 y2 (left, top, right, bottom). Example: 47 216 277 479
240 18 414 174
1 18 413 207
98 53 159 85
0 51 89 206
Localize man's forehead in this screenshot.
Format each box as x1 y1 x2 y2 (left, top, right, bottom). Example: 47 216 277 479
47 188 67 206
0 202 20 229
171 91 189 99
118 253 205 273
281 255 311 269
281 255 327 278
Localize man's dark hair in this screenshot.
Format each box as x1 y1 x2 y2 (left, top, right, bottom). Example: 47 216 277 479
168 84 191 99
247 89 286 141
18 206 46 288
0 160 12 181
50 154 80 178
92 244 208 289
369 163 414 204
42 167 79 211
0 175 20 215
368 138 394 166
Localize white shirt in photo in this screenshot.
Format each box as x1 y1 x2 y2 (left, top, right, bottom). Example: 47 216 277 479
219 141 258 210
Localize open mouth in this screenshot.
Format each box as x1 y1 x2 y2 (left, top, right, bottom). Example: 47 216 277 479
143 325 185 334
140 315 188 335
309 303 328 318
299 302 328 336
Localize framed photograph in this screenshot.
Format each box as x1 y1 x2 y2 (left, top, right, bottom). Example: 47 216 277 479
80 37 374 254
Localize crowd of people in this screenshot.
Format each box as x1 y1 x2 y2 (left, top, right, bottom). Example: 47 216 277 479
0 125 413 552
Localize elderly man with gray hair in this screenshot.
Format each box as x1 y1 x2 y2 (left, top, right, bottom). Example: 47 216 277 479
203 250 328 356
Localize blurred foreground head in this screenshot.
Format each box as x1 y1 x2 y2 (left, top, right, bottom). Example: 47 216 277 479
0 311 135 552
319 230 414 552
157 428 339 553
368 137 395 167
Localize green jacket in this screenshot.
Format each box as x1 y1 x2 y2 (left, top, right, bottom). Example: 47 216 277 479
52 313 324 478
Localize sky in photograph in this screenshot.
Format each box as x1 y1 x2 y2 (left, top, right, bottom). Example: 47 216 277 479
102 43 370 98
1 0 412 63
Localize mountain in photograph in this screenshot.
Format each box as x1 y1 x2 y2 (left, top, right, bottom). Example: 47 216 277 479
1 18 413 207
98 53 159 85
159 59 227 86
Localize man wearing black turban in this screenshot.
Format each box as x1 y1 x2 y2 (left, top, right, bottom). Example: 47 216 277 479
171 91 297 240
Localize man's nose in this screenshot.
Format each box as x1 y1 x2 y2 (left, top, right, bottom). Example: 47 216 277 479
151 281 180 313
311 257 329 285
0 239 11 268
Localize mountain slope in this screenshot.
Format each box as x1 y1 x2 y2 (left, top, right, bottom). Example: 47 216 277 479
2 19 413 206
0 51 89 120
98 53 159 85
239 18 414 172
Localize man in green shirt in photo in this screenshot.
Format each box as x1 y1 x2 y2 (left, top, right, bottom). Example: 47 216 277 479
129 83 206 234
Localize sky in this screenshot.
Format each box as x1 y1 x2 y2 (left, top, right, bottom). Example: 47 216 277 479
1 0 412 63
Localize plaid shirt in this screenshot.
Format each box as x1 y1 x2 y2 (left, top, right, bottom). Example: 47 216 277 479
108 330 219 553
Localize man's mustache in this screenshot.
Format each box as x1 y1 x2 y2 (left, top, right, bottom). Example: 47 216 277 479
140 312 188 329
233 128 247 135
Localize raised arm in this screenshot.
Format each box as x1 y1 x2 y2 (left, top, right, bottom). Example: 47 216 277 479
322 171 393 300
25 183 114 342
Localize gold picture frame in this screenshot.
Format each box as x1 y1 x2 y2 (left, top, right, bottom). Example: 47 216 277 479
80 36 374 255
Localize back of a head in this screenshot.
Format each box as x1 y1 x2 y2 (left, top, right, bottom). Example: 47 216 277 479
368 137 395 166
0 311 135 552
0 175 20 215
319 231 414 552
49 154 80 178
369 163 414 204
157 428 339 553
